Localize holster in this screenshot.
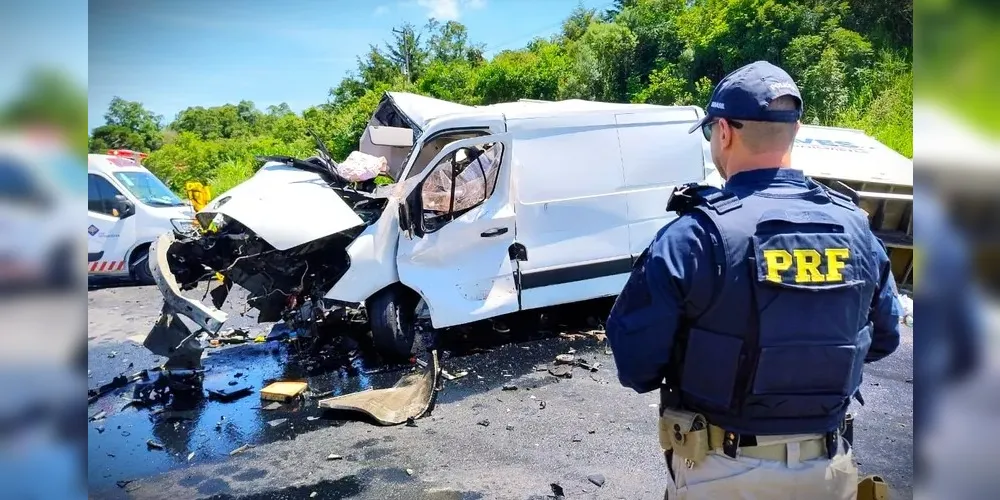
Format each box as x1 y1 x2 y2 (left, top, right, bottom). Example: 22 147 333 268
856 475 889 500
658 408 710 465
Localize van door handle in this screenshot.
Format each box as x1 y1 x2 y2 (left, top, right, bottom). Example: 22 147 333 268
480 227 508 238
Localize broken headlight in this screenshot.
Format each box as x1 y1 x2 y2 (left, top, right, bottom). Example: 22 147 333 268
170 218 200 236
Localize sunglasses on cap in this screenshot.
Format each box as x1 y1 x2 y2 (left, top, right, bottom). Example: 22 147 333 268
701 118 743 142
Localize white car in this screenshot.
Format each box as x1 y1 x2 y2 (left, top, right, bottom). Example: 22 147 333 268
87 151 196 284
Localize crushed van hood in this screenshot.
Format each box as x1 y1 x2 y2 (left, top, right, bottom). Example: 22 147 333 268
198 162 365 251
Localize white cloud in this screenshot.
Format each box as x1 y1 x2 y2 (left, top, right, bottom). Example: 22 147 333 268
374 5 390 16
415 0 486 21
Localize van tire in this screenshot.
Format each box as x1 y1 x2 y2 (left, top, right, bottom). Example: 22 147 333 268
129 246 155 286
367 286 418 362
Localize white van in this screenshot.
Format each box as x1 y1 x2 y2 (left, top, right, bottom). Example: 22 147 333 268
146 92 716 364
88 151 196 284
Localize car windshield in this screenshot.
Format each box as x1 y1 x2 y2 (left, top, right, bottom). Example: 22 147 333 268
113 171 185 207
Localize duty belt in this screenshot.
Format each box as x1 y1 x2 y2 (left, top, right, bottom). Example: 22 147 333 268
658 408 842 466
707 425 835 462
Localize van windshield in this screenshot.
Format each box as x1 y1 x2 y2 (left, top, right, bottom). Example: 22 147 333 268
113 171 186 207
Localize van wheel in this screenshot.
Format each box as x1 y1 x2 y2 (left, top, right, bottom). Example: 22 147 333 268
367 286 418 363
129 246 155 286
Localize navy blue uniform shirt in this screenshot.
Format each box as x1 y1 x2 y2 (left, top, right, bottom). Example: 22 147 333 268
606 168 902 394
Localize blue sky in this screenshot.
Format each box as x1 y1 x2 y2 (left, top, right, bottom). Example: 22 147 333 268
0 0 88 103
89 0 612 132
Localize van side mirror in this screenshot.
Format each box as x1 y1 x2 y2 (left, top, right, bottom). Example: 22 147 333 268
114 194 136 219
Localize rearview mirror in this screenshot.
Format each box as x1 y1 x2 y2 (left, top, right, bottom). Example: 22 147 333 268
114 194 136 219
369 126 414 147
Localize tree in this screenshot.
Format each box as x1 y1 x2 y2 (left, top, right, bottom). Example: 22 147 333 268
97 97 163 151
1 68 88 153
386 23 428 82
426 19 474 63
561 5 599 42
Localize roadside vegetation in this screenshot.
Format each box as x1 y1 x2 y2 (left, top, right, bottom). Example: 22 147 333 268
85 0 913 195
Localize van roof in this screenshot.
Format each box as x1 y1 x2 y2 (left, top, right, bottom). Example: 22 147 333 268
791 125 912 187
88 153 151 175
385 91 702 130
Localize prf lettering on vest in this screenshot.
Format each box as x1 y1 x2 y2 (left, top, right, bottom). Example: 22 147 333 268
763 248 850 283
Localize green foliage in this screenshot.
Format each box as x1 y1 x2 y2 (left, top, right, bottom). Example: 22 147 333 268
89 0 913 199
1 68 88 154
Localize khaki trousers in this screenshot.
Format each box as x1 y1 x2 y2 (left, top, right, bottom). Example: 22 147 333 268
664 434 858 499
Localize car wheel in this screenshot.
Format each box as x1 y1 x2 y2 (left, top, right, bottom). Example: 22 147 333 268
367 285 418 363
129 246 155 285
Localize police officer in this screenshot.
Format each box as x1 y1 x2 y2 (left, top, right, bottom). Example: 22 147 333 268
605 61 902 499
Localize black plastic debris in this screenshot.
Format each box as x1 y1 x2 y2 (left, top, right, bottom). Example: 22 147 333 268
116 480 134 489
571 435 582 442
539 401 547 410
477 419 490 427
502 384 518 391
206 383 253 402
506 425 514 431
405 417 418 427
550 483 565 497
587 474 606 487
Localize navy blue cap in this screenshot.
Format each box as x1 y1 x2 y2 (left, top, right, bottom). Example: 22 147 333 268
687 61 803 134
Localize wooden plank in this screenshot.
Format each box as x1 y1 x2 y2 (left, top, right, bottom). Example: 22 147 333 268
260 381 308 402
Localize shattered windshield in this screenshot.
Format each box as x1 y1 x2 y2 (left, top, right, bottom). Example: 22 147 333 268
113 171 186 207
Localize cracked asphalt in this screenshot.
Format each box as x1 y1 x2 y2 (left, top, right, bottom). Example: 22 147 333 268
87 281 913 499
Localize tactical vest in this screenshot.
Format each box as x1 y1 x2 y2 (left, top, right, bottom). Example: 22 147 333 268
664 179 879 435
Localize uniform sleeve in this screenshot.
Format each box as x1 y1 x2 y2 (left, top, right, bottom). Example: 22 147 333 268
865 234 902 363
605 214 718 393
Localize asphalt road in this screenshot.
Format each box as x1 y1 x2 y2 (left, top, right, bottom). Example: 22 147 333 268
87 282 914 500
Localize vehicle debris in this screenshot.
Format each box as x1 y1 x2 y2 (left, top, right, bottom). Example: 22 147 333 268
477 419 491 427
90 410 107 422
571 435 582 442
587 474 606 487
441 369 467 381
318 350 439 425
550 483 565 497
261 381 309 402
327 454 344 461
506 425 514 431
576 360 600 372
146 440 165 451
261 401 283 411
230 444 254 456
548 365 573 378
555 354 575 364
406 468 415 476
187 452 195 461
267 418 288 428
502 384 518 391
206 383 253 402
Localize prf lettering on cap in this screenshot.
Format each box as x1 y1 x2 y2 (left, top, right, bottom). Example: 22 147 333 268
763 248 850 284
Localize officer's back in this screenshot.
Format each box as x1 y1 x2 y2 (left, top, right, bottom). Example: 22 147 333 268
605 61 902 499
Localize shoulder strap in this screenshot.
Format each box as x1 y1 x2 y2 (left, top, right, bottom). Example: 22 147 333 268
807 177 858 210
666 183 742 215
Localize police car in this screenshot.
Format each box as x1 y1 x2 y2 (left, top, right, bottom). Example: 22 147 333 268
87 150 197 284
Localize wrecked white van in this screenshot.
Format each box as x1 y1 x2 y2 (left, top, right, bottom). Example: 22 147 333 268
146 92 714 366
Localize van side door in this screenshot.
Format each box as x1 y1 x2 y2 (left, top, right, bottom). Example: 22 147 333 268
615 109 706 256
87 173 134 274
396 133 518 329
